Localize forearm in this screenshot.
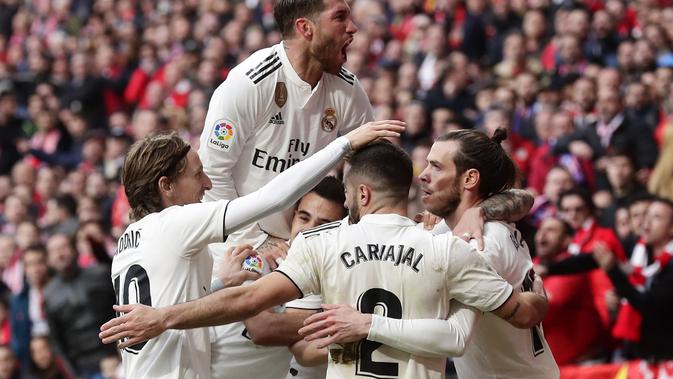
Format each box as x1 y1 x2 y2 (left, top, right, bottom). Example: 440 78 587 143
244 310 307 346
368 305 479 358
494 291 547 329
225 137 351 233
479 189 534 222
606 265 645 310
290 340 328 367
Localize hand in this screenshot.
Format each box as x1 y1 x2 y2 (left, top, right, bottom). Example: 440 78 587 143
413 211 441 230
568 141 594 160
99 304 167 349
345 120 406 150
453 207 485 250
298 304 372 349
592 242 617 271
16 139 29 154
257 236 289 270
531 272 547 299
218 245 261 288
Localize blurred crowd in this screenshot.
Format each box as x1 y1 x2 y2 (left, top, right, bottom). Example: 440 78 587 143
1 0 673 377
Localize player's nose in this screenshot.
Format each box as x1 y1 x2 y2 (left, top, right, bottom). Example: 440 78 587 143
203 175 213 191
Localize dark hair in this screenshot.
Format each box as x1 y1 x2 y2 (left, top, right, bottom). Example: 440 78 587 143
627 193 655 208
547 217 575 237
122 132 191 221
436 128 517 197
311 176 346 209
346 141 413 199
558 187 596 214
53 194 77 216
274 0 326 38
605 146 635 163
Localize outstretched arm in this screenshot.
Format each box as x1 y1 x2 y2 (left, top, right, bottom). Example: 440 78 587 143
99 272 300 348
224 121 405 234
299 302 480 358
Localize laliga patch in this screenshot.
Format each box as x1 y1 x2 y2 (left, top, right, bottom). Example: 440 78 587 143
274 82 288 107
207 119 235 151
242 255 265 275
321 108 337 132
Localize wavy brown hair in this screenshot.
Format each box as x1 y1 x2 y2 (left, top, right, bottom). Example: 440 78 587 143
122 132 191 221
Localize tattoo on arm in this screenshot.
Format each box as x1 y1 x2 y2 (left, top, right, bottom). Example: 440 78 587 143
480 189 534 222
504 302 521 321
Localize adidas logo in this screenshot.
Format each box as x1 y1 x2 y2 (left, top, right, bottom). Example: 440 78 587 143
269 112 284 125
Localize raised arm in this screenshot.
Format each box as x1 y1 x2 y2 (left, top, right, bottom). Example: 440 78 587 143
224 121 405 234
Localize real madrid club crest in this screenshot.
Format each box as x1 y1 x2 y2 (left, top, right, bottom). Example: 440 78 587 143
321 108 337 132
274 82 287 108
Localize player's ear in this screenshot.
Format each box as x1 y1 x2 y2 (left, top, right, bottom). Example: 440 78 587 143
463 168 479 190
295 17 314 40
158 176 174 197
358 184 370 206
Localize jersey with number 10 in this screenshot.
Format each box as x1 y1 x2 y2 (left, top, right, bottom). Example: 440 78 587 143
111 200 229 379
277 214 513 379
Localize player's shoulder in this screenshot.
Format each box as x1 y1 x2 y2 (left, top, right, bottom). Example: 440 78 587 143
483 221 515 238
299 220 344 240
231 44 283 86
325 66 360 88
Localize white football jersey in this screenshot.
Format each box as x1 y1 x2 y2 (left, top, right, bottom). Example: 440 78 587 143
198 42 374 242
111 201 229 379
285 294 327 379
431 221 559 379
277 214 513 379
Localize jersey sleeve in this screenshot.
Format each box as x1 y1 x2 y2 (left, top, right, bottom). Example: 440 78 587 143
160 200 229 257
339 80 374 134
198 71 261 203
223 137 351 234
285 294 322 310
444 237 513 312
275 233 321 298
367 300 480 358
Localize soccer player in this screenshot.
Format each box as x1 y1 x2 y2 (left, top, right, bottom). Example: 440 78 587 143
101 141 548 379
300 129 559 378
199 0 374 370
210 177 346 379
108 122 403 379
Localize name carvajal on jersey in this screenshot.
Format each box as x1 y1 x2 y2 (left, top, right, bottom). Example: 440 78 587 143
340 244 424 272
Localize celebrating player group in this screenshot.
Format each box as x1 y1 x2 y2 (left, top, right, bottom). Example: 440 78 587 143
99 0 559 377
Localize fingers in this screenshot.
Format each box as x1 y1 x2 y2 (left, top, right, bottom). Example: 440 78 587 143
300 322 335 341
474 232 485 251
241 270 261 282
118 336 146 350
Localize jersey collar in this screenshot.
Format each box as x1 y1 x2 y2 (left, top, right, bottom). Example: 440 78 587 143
278 42 315 89
359 213 416 227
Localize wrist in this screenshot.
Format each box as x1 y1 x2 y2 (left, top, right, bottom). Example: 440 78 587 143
359 313 373 339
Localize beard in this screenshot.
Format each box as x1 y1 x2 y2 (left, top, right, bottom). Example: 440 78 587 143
310 34 343 75
424 176 462 218
348 204 360 224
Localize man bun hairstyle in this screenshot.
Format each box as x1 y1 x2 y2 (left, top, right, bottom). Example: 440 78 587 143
437 127 517 198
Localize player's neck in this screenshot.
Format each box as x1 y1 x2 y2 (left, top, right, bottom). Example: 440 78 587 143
444 196 481 230
365 201 408 218
284 40 323 88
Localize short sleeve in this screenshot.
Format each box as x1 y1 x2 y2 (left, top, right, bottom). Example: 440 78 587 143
285 294 322 310
275 233 321 298
444 237 513 312
158 200 228 257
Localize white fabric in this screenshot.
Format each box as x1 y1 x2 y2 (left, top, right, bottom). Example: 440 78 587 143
200 42 373 377
277 214 513 379
113 136 352 379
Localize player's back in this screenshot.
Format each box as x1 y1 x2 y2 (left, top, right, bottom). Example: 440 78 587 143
454 222 559 379
111 205 219 379
281 214 511 379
